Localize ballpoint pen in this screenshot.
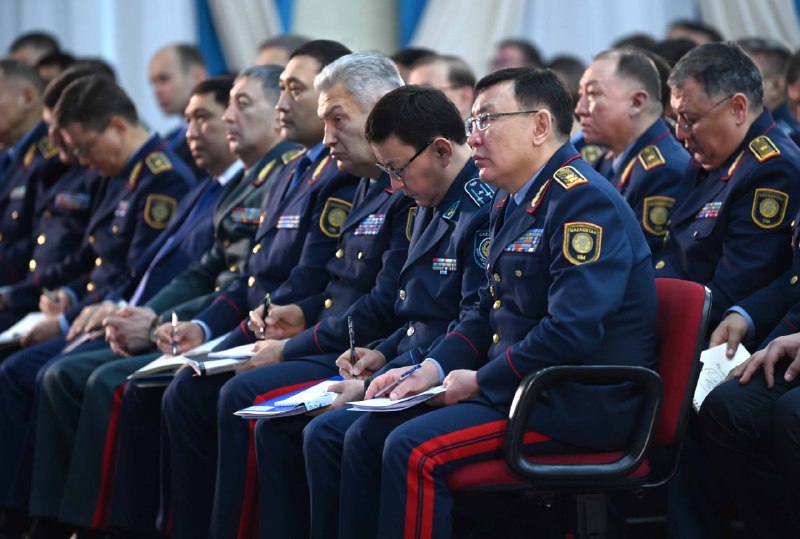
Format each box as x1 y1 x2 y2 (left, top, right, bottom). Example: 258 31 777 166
261 292 271 338
171 311 178 355
347 316 356 367
373 363 422 399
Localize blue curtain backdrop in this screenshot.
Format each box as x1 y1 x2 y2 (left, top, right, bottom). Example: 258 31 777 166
196 0 228 74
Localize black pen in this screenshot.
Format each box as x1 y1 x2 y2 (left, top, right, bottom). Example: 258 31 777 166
261 292 271 338
347 316 356 367
171 312 178 355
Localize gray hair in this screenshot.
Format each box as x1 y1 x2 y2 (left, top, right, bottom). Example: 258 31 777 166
237 64 283 104
315 52 404 111
668 42 763 109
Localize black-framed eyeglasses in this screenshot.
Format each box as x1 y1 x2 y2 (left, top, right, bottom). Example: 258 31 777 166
464 110 540 137
376 139 434 181
69 127 106 158
675 95 733 133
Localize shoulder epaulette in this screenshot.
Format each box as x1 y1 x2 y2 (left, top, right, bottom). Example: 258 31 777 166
580 144 604 165
463 177 495 207
749 135 781 162
129 161 144 188
638 145 665 171
553 166 588 190
145 152 173 174
311 156 333 182
23 144 37 167
281 148 304 164
37 137 59 159
253 160 277 186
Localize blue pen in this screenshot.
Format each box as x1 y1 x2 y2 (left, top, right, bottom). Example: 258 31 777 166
373 363 422 399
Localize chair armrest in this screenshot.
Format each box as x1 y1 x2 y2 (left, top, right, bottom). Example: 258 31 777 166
504 365 662 485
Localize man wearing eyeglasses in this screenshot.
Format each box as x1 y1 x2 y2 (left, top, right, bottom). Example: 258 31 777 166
653 42 800 539
576 48 691 253
303 68 657 539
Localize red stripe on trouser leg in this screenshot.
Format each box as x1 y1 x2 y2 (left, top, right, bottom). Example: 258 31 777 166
91 381 129 529
404 420 550 539
236 379 325 539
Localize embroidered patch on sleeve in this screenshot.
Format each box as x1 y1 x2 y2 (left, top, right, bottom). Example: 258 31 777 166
319 197 352 238
144 194 176 229
751 188 788 229
563 222 602 265
642 196 674 236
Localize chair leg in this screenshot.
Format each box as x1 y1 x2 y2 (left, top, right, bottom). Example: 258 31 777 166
576 493 607 539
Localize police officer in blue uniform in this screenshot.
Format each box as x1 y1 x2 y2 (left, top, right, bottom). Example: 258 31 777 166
0 66 108 329
250 84 494 539
151 40 357 539
0 74 194 530
0 59 69 287
576 48 691 253
26 69 296 537
652 43 800 539
302 67 657 539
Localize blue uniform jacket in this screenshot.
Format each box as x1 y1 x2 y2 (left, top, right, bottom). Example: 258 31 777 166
197 146 359 339
144 143 299 322
773 103 800 148
61 134 195 322
612 119 692 253
425 143 658 450
654 110 800 327
279 174 414 357
3 164 104 310
0 122 69 283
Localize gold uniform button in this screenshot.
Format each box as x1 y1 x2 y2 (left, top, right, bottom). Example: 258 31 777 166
229 265 238 272
43 210 51 219
112 225 119 234
37 234 46 245
514 270 523 277
399 290 407 300
357 251 364 260
492 333 500 344
407 326 415 337
86 282 95 292
655 260 665 270
335 248 344 259
11 211 18 220
88 235 95 245
28 259 36 271
692 230 699 238
248 276 256 287
223 240 231 248
95 257 102 267
792 275 799 285
252 244 261 254
493 300 501 310
489 285 495 296
214 286 221 292
493 273 501 283
324 298 333 309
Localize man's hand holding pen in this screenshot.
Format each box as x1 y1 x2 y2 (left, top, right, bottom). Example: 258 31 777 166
247 303 305 340
365 361 440 400
335 347 386 380
155 321 204 356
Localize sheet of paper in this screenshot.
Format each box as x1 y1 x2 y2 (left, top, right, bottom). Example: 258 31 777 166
0 312 46 343
207 343 257 359
347 385 446 412
693 343 751 412
275 379 341 406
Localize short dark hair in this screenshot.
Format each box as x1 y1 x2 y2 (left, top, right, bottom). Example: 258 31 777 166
737 37 792 80
612 33 657 51
0 58 44 94
173 44 206 72
237 65 283 103
596 48 662 109
55 75 138 131
497 39 542 68
412 54 476 89
475 67 574 138
547 55 586 104
35 52 75 72
642 51 673 111
289 39 352 71
365 86 467 150
390 47 436 69
72 58 117 81
669 20 724 43
191 75 235 108
258 34 309 55
9 31 60 56
651 38 697 66
787 50 800 85
669 42 763 109
43 64 114 109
